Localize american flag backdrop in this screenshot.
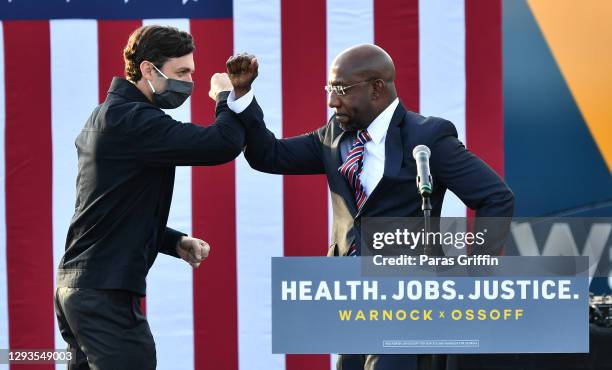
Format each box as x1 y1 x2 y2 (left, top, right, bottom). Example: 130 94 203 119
0 0 503 369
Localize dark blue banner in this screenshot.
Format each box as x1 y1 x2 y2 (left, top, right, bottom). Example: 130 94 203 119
0 0 231 20
273 257 589 354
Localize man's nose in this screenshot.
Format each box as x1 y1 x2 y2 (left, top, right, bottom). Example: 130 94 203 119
327 93 340 109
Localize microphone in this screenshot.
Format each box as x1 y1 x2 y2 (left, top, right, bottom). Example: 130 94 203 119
412 145 433 197
413 145 440 256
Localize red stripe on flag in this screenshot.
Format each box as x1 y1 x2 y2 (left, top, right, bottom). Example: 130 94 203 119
281 0 330 369
97 20 146 313
97 21 142 104
190 19 238 370
465 0 504 176
374 0 420 112
4 21 55 370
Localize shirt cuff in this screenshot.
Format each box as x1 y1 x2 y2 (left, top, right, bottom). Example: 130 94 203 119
227 89 254 114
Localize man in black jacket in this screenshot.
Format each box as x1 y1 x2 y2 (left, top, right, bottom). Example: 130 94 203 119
54 25 247 370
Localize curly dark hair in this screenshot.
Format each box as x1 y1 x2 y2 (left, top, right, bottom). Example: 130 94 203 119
123 25 195 83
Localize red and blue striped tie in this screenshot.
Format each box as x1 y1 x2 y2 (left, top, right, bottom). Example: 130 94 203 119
339 129 371 211
339 130 371 256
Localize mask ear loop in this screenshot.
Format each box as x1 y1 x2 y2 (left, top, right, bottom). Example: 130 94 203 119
151 63 169 79
146 62 167 94
147 79 157 93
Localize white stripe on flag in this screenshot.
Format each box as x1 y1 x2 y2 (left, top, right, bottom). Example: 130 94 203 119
0 21 9 363
418 0 467 216
326 0 374 82
143 18 195 370
326 1 374 367
50 20 99 365
234 0 285 369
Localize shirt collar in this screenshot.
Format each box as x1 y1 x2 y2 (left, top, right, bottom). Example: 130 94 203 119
107 77 150 104
366 98 399 144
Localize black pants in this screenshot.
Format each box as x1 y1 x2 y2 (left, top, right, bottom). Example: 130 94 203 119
54 287 156 370
337 354 448 370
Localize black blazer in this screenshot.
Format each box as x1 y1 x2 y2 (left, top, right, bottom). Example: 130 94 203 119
240 99 514 257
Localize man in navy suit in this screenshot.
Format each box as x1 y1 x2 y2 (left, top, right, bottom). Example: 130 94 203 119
217 44 514 370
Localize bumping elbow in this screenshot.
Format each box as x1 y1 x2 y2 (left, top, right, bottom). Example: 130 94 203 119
228 141 244 160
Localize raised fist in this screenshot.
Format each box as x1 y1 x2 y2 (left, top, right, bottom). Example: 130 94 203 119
209 72 232 100
226 53 258 98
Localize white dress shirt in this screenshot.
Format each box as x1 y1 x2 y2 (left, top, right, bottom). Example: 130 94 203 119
227 89 399 199
359 97 399 197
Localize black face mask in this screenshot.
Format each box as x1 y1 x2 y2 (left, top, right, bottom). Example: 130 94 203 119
147 63 193 109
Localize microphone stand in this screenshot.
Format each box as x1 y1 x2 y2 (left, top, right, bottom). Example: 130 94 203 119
421 194 433 255
420 189 447 370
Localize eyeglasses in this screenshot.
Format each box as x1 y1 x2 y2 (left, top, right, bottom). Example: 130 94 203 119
324 79 375 96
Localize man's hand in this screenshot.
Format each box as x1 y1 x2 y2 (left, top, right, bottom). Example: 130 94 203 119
209 72 233 100
176 236 210 268
226 53 258 99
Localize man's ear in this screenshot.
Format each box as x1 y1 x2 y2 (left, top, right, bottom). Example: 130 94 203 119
140 61 153 81
371 79 385 100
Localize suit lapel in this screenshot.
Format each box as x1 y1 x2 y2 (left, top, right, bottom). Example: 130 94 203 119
331 126 346 169
331 121 358 215
383 103 406 179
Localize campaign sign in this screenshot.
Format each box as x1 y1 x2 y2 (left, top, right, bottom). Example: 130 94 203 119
272 257 588 354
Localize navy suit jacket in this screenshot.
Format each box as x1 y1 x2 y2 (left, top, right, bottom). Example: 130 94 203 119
239 99 514 257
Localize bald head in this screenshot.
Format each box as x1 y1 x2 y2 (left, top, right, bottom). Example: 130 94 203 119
327 44 398 131
331 44 395 85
